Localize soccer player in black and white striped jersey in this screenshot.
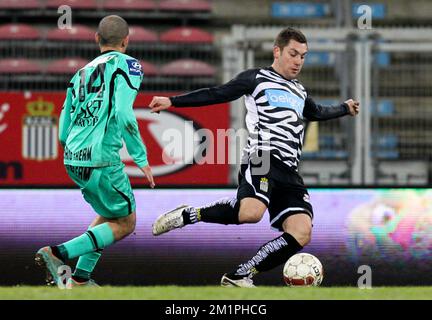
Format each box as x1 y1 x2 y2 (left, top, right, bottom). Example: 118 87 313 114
149 27 359 287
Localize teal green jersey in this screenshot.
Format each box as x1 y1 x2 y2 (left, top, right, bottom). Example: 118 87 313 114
59 50 148 168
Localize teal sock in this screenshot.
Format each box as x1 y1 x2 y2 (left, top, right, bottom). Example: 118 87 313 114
73 249 103 280
57 223 114 260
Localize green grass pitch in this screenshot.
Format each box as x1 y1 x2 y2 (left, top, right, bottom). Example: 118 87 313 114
0 286 431 300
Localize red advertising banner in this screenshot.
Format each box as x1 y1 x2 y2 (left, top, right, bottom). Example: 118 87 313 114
0 92 230 186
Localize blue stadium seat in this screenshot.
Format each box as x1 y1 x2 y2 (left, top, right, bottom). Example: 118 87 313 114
376 134 398 149
302 151 318 159
306 51 386 67
303 150 349 160
352 3 386 19
375 100 395 116
319 135 336 149
318 150 349 159
374 52 390 67
373 134 399 159
271 2 330 18
304 52 334 66
373 150 399 159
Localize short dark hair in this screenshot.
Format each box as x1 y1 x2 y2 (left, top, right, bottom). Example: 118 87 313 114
274 27 307 50
97 15 129 46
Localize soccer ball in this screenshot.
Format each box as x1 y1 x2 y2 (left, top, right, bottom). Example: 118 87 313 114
283 253 324 287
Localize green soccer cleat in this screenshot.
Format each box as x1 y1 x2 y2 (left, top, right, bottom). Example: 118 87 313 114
35 246 65 285
66 277 100 288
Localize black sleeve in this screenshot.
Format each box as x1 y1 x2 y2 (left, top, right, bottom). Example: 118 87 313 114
170 69 259 107
303 96 350 121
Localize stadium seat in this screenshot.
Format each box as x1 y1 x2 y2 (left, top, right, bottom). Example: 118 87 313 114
46 0 98 10
0 24 40 40
374 150 399 159
373 133 399 159
46 58 87 74
301 151 318 160
271 2 330 18
302 142 349 159
140 60 158 77
319 135 336 149
376 134 398 149
46 25 94 42
160 27 213 44
317 150 349 159
304 52 334 66
0 0 40 9
103 0 157 11
0 58 40 74
352 3 386 19
159 0 211 12
129 26 158 43
375 100 395 116
374 52 390 67
160 59 215 76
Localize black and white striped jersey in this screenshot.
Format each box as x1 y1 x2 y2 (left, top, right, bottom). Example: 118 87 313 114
170 66 349 171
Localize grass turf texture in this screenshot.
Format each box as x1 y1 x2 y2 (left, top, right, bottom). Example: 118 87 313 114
0 286 431 300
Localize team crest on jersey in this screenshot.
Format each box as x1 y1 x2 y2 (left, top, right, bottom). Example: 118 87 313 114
126 59 142 76
260 177 269 192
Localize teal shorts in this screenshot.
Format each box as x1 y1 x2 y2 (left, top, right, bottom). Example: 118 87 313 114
65 163 136 219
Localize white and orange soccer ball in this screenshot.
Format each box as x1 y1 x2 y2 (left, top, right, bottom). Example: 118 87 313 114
283 253 324 287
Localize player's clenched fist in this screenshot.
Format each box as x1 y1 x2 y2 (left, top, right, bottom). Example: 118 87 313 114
149 96 172 113
344 99 360 116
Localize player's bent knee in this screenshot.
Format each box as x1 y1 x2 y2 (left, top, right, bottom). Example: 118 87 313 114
282 213 312 246
239 213 262 223
115 212 136 239
125 212 136 234
288 228 311 247
300 229 312 246
125 222 135 236
238 198 267 223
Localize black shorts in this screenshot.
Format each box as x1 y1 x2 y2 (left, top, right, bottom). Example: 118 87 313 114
236 158 313 231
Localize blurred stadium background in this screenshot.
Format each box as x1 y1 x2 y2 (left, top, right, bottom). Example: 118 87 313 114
0 0 431 288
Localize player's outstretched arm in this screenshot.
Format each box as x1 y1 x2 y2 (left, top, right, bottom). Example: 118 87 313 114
148 69 257 113
303 96 359 121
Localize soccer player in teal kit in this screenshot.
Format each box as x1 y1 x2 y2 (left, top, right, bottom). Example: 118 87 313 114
35 15 155 287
